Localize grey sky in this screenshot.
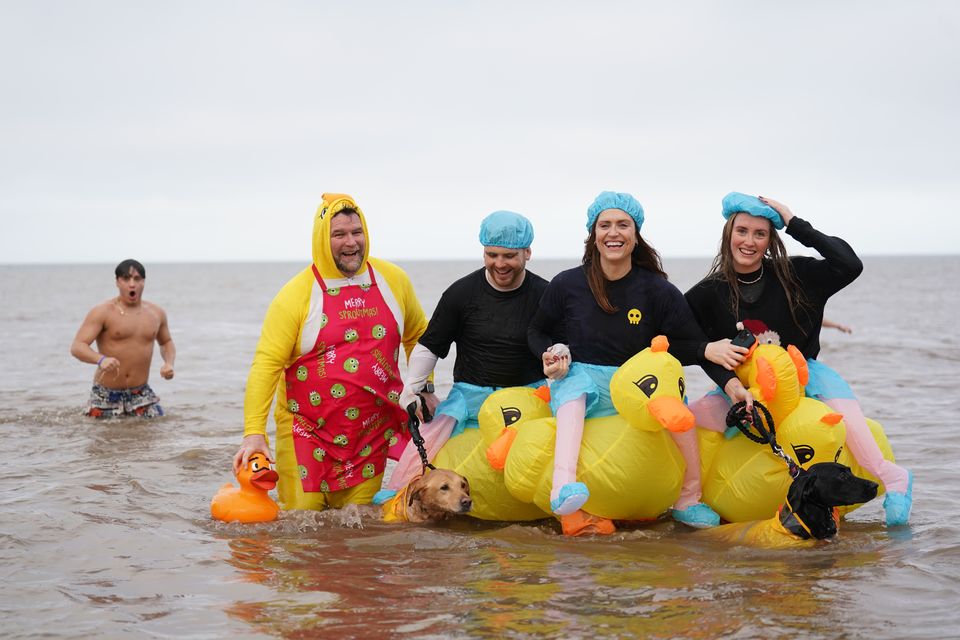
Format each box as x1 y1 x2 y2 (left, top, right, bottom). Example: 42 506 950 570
1 1 957 264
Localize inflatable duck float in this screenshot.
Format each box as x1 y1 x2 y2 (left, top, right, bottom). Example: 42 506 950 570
699 343 895 521
211 453 280 523
427 337 897 525
430 336 691 522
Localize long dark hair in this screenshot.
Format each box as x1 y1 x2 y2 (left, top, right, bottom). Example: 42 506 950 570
707 215 808 330
582 221 667 314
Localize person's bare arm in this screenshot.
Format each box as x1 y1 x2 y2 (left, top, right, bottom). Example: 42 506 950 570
156 309 176 379
822 318 853 334
70 304 120 375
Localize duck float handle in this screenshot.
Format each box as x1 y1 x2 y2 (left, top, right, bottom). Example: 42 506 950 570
211 453 280 523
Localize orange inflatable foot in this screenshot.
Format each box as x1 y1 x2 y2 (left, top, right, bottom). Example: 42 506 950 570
560 510 616 537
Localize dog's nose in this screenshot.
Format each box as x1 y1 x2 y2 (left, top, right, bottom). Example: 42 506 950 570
460 497 473 512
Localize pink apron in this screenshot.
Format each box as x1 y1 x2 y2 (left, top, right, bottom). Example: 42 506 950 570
284 265 408 493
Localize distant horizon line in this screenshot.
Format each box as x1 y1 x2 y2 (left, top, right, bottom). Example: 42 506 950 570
1 252 957 267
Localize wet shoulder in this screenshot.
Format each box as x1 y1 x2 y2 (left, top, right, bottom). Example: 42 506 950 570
443 268 486 298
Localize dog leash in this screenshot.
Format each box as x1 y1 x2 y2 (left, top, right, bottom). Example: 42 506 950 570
406 394 436 473
726 401 803 478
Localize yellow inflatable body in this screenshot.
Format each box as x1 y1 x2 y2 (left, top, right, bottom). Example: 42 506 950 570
700 344 895 522
429 339 896 524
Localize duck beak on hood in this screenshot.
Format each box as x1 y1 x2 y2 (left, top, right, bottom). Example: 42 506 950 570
312 192 371 280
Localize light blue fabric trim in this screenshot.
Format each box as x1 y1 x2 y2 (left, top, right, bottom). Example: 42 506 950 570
549 362 618 418
804 359 856 400
435 379 547 437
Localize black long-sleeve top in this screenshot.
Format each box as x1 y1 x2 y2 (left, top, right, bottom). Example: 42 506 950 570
528 264 735 389
684 217 863 360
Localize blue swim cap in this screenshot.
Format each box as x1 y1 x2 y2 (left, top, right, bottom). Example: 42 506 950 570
586 191 645 232
721 192 784 230
478 210 534 249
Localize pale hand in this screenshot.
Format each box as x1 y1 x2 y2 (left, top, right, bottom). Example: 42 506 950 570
705 339 749 370
98 356 121 377
757 196 794 226
542 349 570 380
233 434 272 474
724 379 754 411
160 363 174 379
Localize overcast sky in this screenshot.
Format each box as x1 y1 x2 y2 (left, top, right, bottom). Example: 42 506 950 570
2 1 958 264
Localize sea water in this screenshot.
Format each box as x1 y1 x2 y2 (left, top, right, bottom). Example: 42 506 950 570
1 257 958 639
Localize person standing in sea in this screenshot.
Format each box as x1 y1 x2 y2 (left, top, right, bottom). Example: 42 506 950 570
375 211 550 502
527 191 751 535
70 258 176 418
233 193 428 511
684 192 912 526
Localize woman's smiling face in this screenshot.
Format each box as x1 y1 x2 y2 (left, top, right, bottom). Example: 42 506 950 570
729 213 771 273
594 208 637 266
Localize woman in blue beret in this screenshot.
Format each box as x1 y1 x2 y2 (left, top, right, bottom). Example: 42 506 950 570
527 191 753 535
684 193 912 526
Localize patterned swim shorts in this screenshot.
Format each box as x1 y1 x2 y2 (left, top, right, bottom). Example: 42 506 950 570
86 383 164 418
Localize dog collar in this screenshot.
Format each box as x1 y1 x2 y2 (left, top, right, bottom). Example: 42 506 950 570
779 498 813 540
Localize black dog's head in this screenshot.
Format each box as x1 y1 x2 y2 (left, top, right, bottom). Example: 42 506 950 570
786 462 879 539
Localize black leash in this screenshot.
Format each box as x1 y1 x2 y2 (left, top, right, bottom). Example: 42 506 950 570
725 400 803 478
406 394 435 473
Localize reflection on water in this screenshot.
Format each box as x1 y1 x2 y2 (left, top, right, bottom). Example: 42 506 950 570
213 514 902 639
2 259 960 638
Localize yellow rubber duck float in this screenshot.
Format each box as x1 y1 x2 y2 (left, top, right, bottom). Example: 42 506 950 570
211 453 280 523
699 343 896 521
426 338 897 525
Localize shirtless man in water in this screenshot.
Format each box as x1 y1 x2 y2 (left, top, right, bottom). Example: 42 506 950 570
70 259 176 418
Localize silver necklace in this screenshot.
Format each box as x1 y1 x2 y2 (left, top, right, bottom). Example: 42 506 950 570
736 263 764 285
114 299 142 316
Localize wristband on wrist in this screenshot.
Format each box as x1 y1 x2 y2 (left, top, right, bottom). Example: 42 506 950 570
97 355 106 367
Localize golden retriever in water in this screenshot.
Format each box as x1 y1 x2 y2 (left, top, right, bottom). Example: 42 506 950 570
382 469 472 523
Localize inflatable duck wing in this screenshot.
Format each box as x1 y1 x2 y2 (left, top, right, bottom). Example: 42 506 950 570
432 386 551 521
502 337 689 520
211 453 280 523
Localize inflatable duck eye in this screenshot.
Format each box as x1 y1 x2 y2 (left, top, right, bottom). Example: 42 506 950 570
791 444 815 465
634 374 659 398
678 377 686 398
501 406 522 426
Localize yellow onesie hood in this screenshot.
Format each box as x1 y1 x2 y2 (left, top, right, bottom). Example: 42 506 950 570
312 192 371 280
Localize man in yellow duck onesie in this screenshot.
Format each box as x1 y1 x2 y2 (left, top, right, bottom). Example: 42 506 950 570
233 193 428 510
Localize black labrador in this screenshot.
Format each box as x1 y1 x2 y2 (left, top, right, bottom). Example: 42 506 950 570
697 462 879 548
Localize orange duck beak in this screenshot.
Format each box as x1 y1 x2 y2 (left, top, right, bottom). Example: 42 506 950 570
647 396 695 433
249 467 279 491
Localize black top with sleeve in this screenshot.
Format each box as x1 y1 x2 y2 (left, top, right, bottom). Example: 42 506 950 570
684 217 863 360
418 268 549 388
527 264 735 389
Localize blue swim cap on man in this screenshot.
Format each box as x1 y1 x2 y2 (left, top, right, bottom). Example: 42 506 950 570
721 192 785 230
586 191 645 231
478 211 534 249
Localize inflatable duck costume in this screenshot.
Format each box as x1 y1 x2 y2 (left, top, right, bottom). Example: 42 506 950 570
242 193 428 510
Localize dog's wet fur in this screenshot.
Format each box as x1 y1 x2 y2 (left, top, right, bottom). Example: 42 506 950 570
404 469 472 523
781 461 879 539
698 461 879 546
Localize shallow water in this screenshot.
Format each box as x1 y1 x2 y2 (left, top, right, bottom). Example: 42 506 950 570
1 257 958 639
